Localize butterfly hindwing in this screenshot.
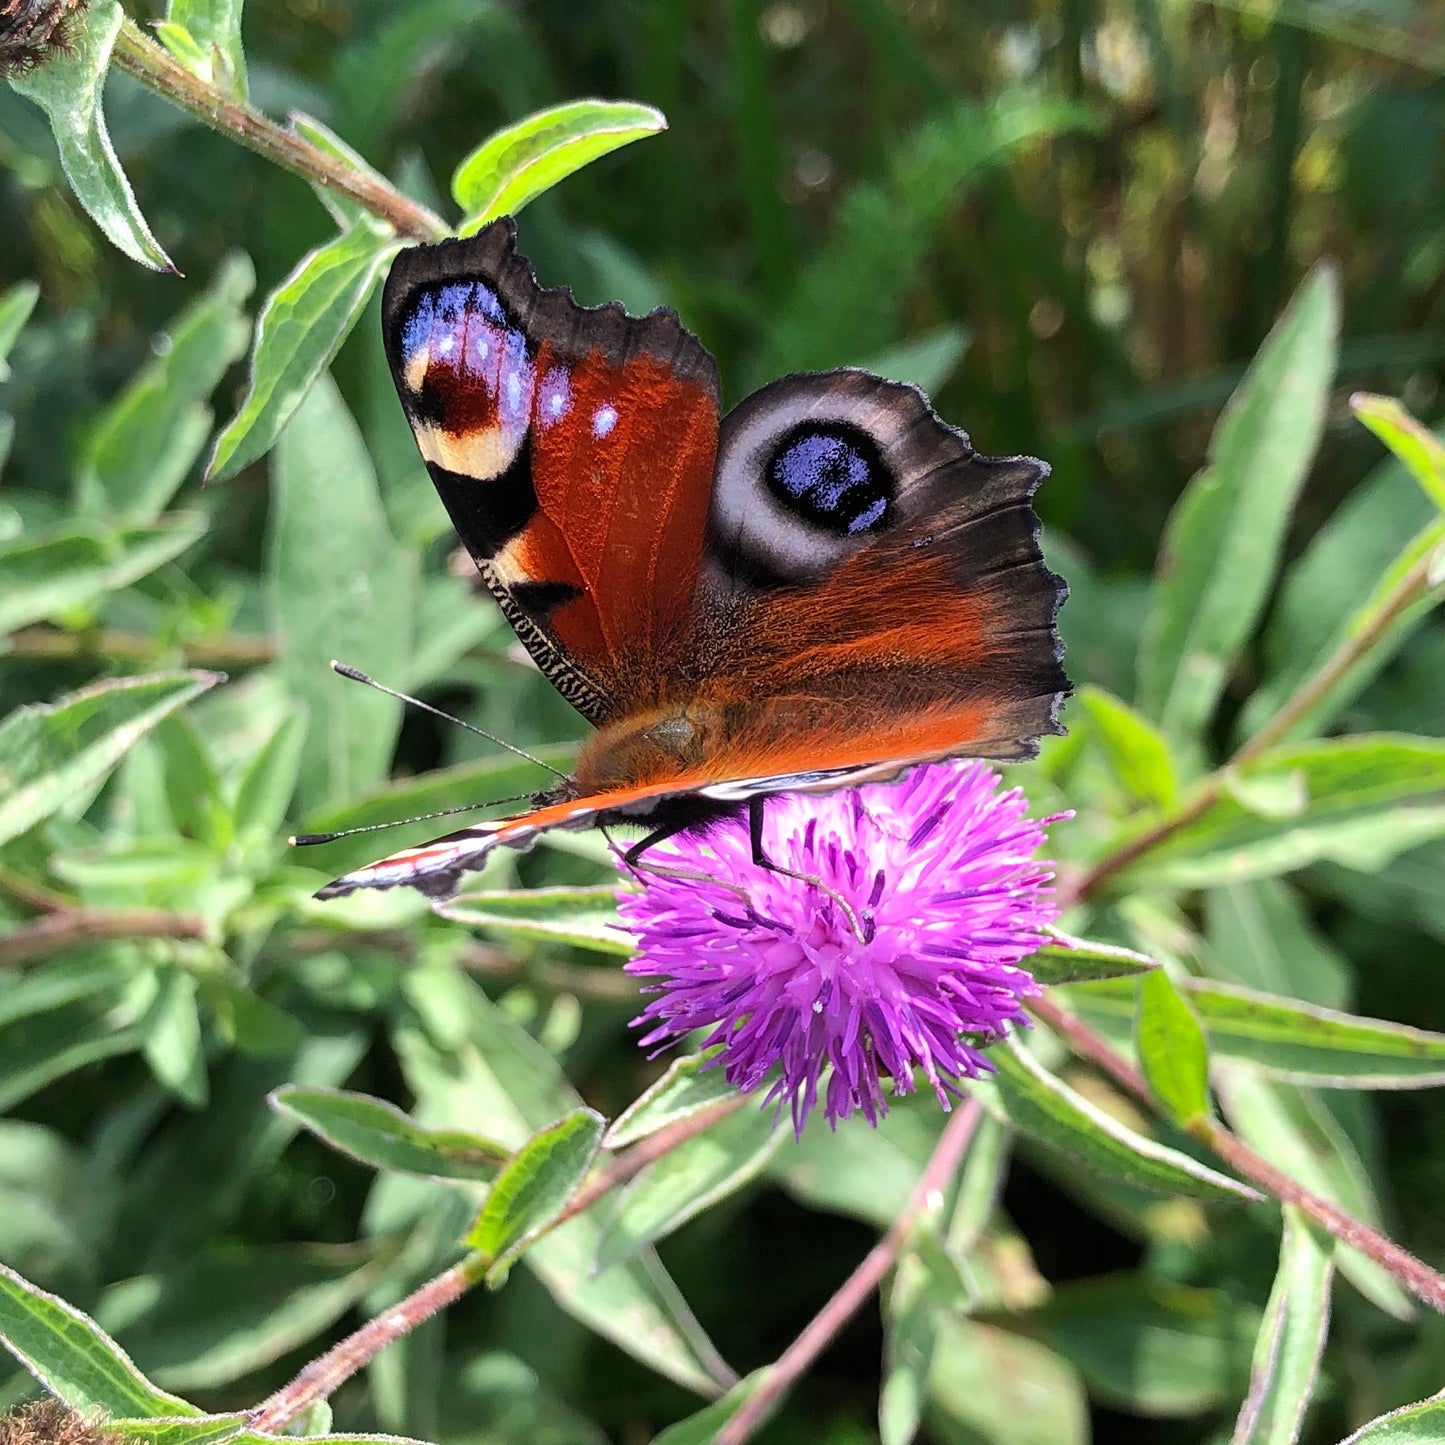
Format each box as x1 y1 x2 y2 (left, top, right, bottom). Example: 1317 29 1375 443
381 219 722 723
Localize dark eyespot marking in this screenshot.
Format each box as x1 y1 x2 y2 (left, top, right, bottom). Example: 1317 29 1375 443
764 423 892 535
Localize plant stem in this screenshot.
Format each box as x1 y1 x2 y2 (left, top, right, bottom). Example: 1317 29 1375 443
1030 994 1445 1312
1066 548 1439 905
244 1094 747 1431
6 625 275 667
247 1254 486 1433
0 908 207 967
717 1100 983 1445
108 19 449 243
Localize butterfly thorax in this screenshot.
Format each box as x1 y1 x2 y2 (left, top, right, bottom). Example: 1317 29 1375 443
572 702 721 796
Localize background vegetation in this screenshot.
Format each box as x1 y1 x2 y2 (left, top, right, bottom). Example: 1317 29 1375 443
4 1 1445 1442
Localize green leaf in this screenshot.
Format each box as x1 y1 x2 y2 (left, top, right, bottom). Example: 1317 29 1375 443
1240 449 1440 744
1077 685 1179 808
1233 1208 1333 1445
980 1039 1259 1201
270 1084 509 1181
267 373 413 814
604 1054 738 1149
396 970 725 1394
452 100 667 232
1027 929 1158 986
0 280 40 381
230 707 307 839
1016 1276 1258 1416
1119 735 1445 888
0 671 221 849
0 515 208 634
164 0 248 98
1351 393 1445 511
926 1318 1088 1445
1135 970 1212 1124
1189 979 1445 1088
1205 879 1352 1008
1340 1397 1445 1443
95 1239 402 1390
650 1374 768 1445
1137 266 1339 746
464 1108 605 1284
104 1421 430 1445
594 1104 780 1270
860 323 971 395
80 254 253 522
0 1260 197 1417
11 1 175 272
1215 1067 1412 1319
207 225 401 482
0 985 150 1114
290 112 398 230
140 968 208 1108
438 885 631 955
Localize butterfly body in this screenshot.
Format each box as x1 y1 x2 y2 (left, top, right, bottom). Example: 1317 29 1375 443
314 219 1068 900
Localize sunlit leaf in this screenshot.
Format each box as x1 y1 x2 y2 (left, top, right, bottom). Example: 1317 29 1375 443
271 1085 509 1181
0 1260 197 1417
1232 1208 1333 1444
165 0 248 98
0 280 40 381
11 1 174 271
0 672 220 848
438 885 631 955
1351 393 1445 512
208 225 401 482
1135 970 1211 1124
452 99 666 232
464 1108 605 1284
1138 266 1338 747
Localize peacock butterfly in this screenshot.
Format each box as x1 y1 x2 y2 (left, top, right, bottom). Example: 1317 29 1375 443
313 217 1069 900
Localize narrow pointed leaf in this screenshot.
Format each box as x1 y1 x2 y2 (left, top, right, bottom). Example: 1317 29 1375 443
438 885 633 954
1351 393 1445 511
980 1040 1259 1201
165 0 248 98
82 254 253 521
1078 685 1180 807
208 226 401 482
11 1 174 271
0 515 208 633
1135 971 1212 1124
465 1108 605 1283
0 671 221 848
1232 1208 1333 1445
1116 735 1445 888
1138 266 1338 744
1027 930 1158 986
0 281 40 381
0 1261 197 1417
452 100 667 231
270 1085 509 1181
595 1105 780 1270
605 1054 738 1149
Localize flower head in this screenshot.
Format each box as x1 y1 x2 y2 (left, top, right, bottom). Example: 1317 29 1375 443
618 761 1061 1133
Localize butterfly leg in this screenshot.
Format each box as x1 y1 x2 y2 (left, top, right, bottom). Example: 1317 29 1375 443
748 797 870 943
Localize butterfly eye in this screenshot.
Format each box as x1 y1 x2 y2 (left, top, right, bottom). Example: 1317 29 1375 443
765 422 891 535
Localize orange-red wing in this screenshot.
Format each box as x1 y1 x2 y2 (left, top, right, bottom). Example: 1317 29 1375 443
381 220 720 724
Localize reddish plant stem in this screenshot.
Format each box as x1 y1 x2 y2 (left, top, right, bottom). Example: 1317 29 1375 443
109 20 449 243
6 625 276 667
245 1095 748 1431
1030 995 1445 1313
717 1100 983 1445
0 908 207 967
247 1257 483 1433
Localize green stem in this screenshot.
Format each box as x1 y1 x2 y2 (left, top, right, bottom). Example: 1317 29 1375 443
109 19 449 243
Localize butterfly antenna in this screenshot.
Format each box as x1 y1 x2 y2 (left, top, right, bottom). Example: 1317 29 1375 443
329 661 570 780
291 793 535 847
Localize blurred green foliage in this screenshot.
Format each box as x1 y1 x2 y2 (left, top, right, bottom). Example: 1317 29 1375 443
3 2 1445 1443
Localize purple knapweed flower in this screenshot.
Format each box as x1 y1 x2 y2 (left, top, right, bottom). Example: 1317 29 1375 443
617 761 1063 1134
